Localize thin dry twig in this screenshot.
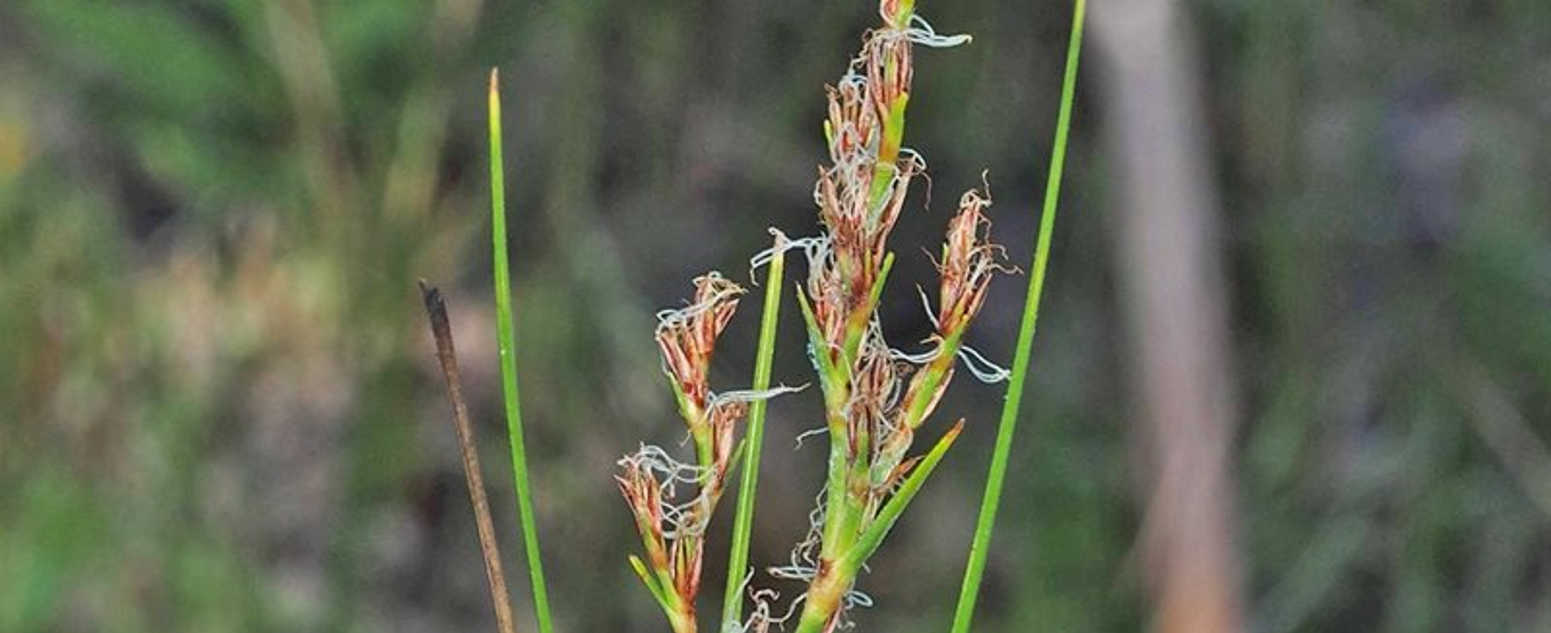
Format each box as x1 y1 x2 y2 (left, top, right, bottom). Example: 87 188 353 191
420 279 519 633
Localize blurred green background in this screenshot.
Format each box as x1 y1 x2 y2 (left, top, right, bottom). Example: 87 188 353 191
3 1 1550 632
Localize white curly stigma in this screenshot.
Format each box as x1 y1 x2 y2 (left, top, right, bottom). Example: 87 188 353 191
957 344 1011 383
904 14 972 48
618 444 714 537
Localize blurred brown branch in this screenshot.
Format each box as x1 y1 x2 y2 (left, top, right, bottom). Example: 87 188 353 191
1092 2 1246 632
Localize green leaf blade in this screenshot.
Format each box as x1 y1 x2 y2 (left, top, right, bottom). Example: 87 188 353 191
489 68 556 633
720 237 788 628
948 2 1087 631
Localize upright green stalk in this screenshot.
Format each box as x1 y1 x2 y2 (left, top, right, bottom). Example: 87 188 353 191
720 239 787 629
489 67 556 633
948 1 1085 631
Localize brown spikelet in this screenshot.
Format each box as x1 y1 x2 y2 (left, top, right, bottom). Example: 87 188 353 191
656 273 745 416
826 81 877 164
616 462 670 571
936 188 1008 335
866 33 912 117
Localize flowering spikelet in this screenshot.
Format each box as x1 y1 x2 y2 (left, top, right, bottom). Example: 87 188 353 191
698 398 748 512
935 189 1007 336
657 273 744 421
617 458 669 568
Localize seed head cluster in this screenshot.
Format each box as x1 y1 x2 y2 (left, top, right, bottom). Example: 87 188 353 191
618 273 750 633
756 2 1008 632
619 3 1004 632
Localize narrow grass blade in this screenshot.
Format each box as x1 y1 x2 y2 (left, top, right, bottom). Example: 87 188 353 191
420 281 518 633
490 67 556 633
629 555 673 613
842 420 964 572
948 1 1086 631
720 236 788 628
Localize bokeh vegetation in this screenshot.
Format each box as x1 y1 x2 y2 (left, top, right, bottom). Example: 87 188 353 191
3 1 1549 632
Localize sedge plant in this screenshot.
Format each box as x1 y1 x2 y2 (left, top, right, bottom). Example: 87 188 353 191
750 2 1016 632
424 2 1085 633
621 1 1027 632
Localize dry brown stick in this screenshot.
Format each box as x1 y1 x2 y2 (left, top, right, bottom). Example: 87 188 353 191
420 279 518 633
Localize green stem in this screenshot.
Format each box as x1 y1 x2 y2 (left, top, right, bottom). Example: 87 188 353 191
819 413 858 561
899 327 964 431
794 422 963 633
489 67 556 633
720 237 788 628
793 568 848 633
947 1 1085 631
